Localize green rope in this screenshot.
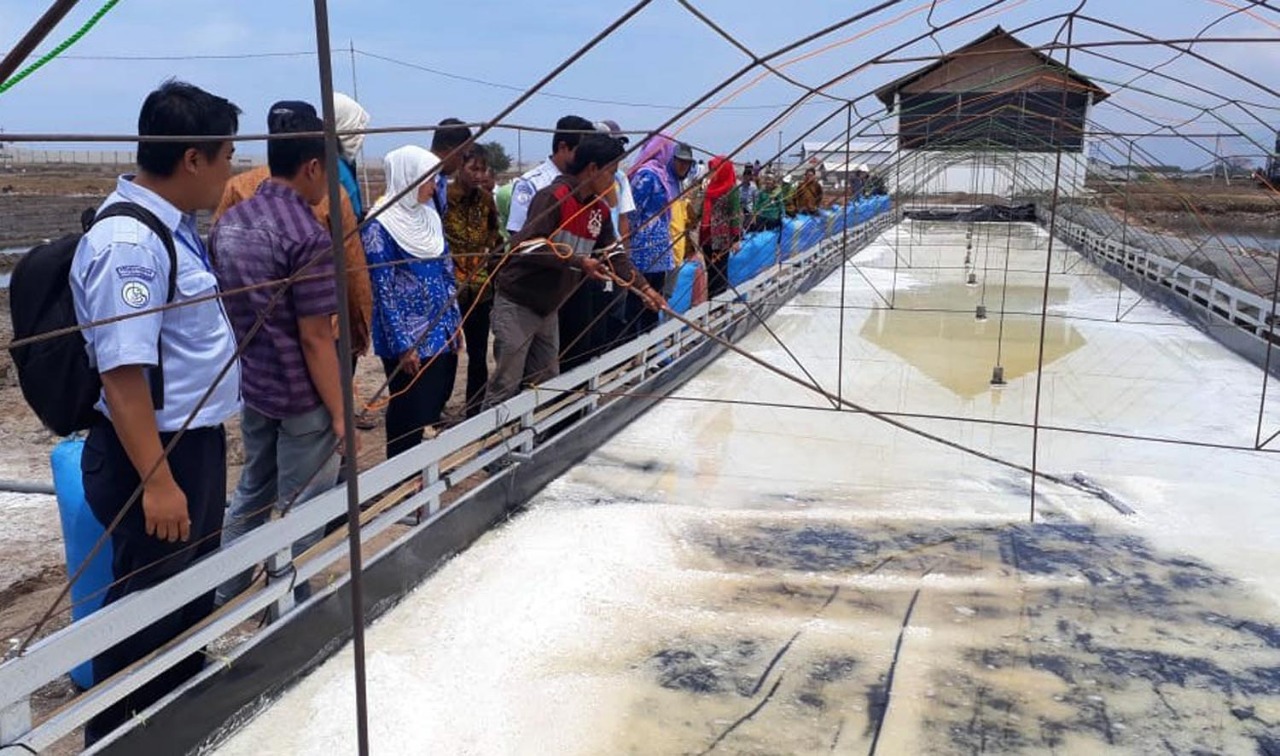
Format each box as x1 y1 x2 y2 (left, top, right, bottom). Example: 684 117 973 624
0 0 122 95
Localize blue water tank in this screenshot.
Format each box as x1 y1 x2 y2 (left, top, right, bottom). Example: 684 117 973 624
822 207 842 238
667 260 701 314
730 231 778 287
52 437 112 689
779 217 805 260
797 214 825 252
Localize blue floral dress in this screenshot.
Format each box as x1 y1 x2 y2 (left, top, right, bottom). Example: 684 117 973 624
362 221 461 361
628 169 676 274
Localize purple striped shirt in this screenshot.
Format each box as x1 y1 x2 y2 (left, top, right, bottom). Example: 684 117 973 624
212 180 337 419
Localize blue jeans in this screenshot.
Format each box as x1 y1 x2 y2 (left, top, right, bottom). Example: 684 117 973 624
215 405 339 607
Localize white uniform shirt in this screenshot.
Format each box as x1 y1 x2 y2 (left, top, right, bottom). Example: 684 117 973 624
71 176 241 432
506 159 562 234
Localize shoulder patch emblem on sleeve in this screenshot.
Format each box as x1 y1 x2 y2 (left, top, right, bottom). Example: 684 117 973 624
513 181 534 205
120 281 151 309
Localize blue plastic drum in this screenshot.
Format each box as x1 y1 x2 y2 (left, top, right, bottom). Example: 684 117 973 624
52 437 112 689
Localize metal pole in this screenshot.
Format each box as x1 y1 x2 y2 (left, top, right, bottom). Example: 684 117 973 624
1253 252 1280 449
0 0 81 84
1028 16 1077 524
1116 141 1133 321
1214 134 1222 185
891 132 902 307
350 40 372 209
837 103 852 404
312 1 371 753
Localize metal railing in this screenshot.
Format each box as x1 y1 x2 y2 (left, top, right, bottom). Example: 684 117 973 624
1040 206 1280 369
0 208 893 754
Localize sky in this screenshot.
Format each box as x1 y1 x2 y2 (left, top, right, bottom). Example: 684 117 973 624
1 0 1277 168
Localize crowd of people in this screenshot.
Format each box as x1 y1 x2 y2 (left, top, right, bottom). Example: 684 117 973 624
62 79 883 745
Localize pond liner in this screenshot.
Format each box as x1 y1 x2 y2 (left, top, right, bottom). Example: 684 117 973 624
904 203 1037 223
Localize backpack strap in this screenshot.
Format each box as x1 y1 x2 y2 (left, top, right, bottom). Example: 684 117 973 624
91 202 179 411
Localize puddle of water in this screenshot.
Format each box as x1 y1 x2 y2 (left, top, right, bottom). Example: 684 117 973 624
861 280 1085 399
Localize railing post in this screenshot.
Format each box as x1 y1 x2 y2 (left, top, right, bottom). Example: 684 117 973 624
1 697 32 747
585 374 600 412
519 410 535 454
267 548 297 618
424 461 441 516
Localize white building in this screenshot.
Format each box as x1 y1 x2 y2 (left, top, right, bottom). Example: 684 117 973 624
800 139 894 184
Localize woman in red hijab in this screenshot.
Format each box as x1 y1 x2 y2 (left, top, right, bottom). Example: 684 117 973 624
699 156 743 298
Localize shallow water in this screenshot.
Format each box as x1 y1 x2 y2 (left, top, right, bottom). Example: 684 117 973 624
216 221 1280 755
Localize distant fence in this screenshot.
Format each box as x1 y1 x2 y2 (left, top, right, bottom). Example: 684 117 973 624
1 148 136 166
1040 205 1280 378
0 148 264 167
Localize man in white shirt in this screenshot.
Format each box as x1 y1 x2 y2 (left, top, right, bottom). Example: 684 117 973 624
505 115 594 236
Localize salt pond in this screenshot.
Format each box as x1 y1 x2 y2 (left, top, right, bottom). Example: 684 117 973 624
217 221 1280 755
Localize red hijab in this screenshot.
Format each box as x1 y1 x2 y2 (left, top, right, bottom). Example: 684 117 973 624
702 156 737 221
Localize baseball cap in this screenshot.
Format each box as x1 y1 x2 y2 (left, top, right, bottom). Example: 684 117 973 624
673 142 695 162
595 119 628 145
268 100 319 133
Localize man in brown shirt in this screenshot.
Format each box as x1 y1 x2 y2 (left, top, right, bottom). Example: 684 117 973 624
483 134 664 409
788 167 824 216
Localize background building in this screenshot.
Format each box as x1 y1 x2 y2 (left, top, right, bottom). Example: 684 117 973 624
874 26 1109 197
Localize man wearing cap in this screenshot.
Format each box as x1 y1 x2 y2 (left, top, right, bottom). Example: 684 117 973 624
595 119 637 238
559 120 635 369
674 142 696 186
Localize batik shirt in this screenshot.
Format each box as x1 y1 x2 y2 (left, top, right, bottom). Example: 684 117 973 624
363 221 461 361
701 188 743 259
444 182 500 295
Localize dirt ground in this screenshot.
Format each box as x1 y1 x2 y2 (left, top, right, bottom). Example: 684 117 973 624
0 163 393 256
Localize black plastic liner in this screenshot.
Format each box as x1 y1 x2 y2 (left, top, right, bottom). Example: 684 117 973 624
904 203 1037 223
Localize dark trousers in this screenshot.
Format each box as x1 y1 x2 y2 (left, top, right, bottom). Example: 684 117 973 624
707 248 731 299
382 352 458 460
83 422 227 747
614 271 668 341
458 288 492 418
560 281 615 372
590 283 626 356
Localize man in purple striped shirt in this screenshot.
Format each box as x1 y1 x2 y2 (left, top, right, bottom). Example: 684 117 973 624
210 101 347 606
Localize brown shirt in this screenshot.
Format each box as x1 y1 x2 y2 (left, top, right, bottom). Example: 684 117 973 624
214 166 373 356
498 175 642 317
790 177 824 215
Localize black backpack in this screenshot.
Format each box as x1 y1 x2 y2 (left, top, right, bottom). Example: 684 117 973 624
8 203 178 436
